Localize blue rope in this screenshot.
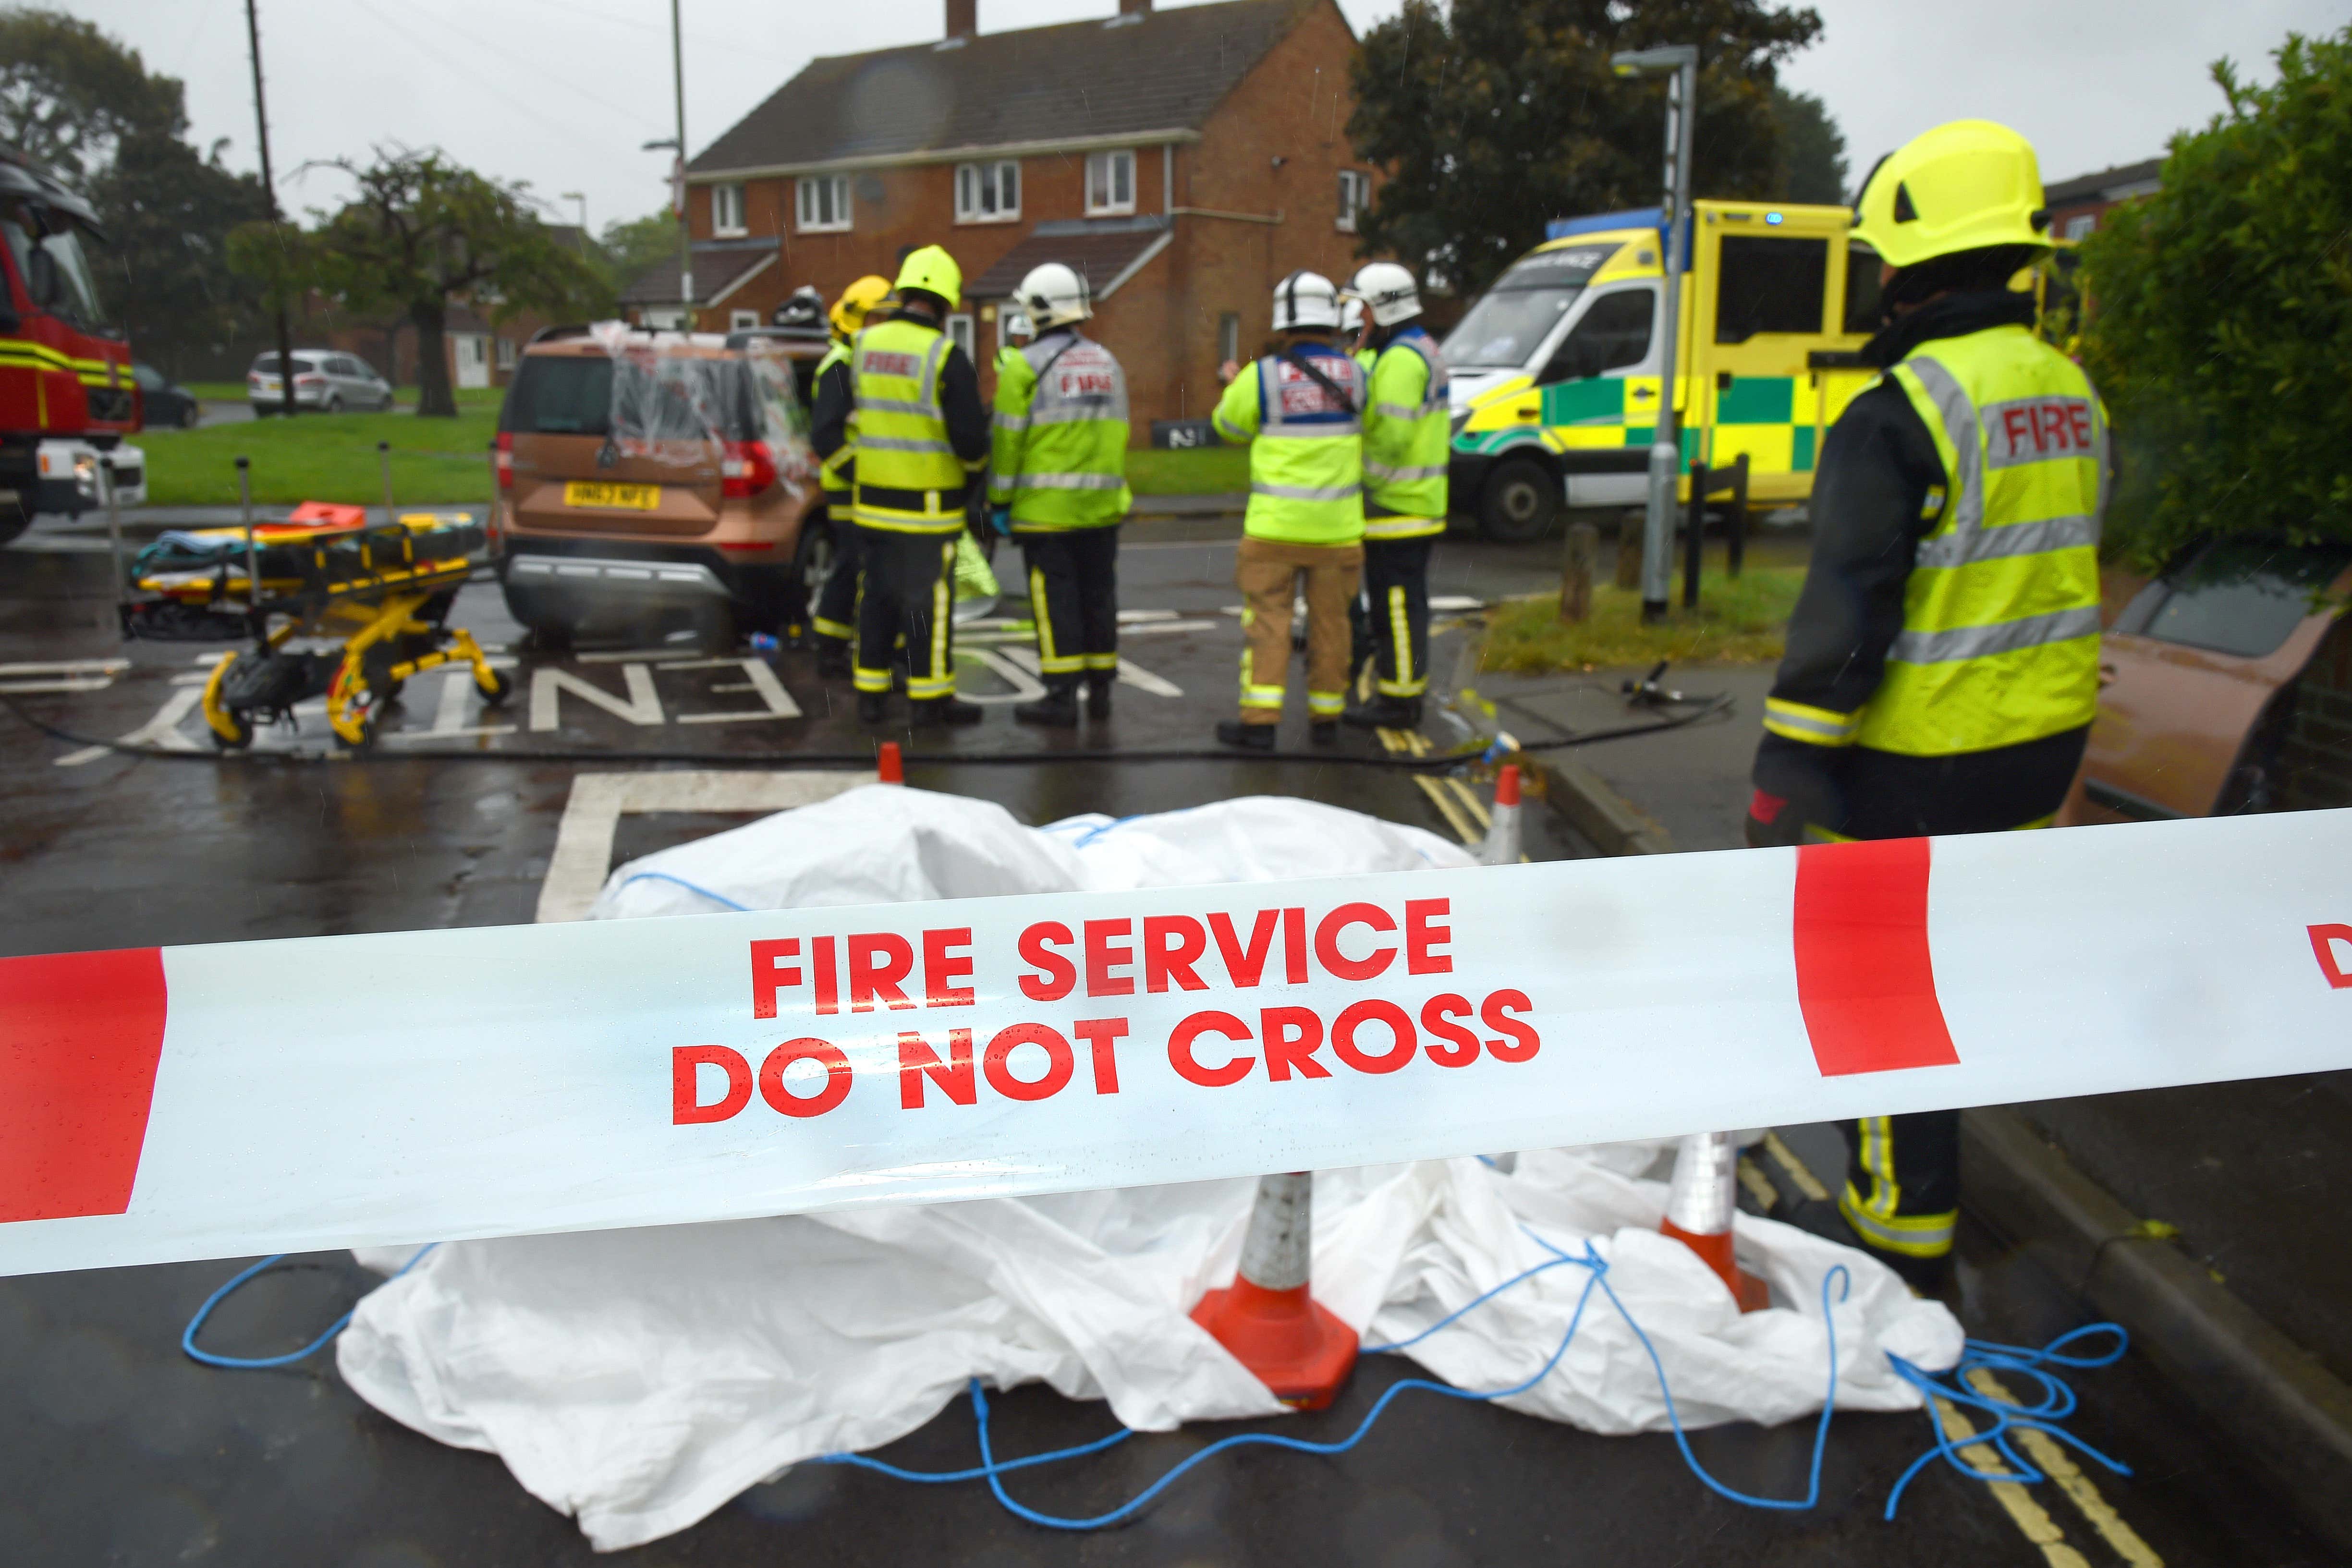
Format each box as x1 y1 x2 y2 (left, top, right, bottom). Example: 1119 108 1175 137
1881 1324 2132 1519
822 1237 1851 1529
182 1244 438 1369
615 872 750 912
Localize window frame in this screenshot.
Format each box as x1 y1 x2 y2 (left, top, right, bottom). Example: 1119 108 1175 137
1085 150 1136 216
1336 170 1368 234
729 308 760 332
954 160 1022 225
947 314 975 360
712 182 747 237
795 175 852 233
2062 213 2097 242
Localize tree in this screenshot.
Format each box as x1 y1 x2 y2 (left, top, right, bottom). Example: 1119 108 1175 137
1347 0 1823 296
0 9 179 185
597 210 679 298
2077 26 2352 567
232 148 609 416
1769 85 1848 204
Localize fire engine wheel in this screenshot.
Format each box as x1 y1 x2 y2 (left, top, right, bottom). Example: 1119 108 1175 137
1479 458 1562 544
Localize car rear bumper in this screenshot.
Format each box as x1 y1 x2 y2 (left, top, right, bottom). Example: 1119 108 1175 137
503 553 731 600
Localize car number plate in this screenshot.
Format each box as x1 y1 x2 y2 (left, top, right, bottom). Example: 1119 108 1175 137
564 482 660 511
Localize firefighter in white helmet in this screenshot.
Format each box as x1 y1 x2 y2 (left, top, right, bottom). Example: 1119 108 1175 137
1210 270 1367 749
988 261 1132 726
1342 260 1449 730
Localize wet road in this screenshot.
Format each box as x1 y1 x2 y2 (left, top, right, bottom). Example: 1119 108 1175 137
0 526 2328 1565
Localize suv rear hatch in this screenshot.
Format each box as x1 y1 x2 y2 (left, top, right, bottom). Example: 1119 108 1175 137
503 351 750 537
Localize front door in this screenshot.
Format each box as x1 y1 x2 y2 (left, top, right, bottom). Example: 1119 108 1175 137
453 334 491 391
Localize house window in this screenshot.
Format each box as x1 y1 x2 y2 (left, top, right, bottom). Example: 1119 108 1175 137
495 337 518 370
1337 170 1369 233
712 182 747 237
1085 150 1135 215
1218 312 1240 367
955 161 1021 223
2063 213 2097 241
729 309 760 331
796 175 851 233
947 314 975 360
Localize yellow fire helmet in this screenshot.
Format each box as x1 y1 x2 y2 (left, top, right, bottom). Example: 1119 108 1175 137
1851 119 2053 271
829 274 892 339
893 244 963 312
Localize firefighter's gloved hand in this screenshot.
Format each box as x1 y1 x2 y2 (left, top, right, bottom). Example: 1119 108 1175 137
988 507 1011 536
1744 789 1806 849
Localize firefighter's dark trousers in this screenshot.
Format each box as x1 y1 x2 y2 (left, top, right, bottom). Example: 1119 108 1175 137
1018 524 1121 694
854 531 957 703
811 505 865 646
1348 535 1434 698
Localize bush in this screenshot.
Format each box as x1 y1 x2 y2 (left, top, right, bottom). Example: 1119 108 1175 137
2078 27 2352 569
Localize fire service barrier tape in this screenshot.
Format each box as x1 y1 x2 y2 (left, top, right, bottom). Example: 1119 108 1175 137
4 810 2350 1277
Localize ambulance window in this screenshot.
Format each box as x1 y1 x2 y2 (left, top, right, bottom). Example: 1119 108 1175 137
1540 289 1655 383
1715 235 1828 343
1844 243 1885 334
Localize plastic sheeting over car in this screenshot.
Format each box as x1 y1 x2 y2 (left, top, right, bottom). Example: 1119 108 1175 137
585 321 815 491
335 790 1961 1551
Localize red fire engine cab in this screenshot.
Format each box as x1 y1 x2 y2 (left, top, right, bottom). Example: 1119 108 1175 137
1 143 145 545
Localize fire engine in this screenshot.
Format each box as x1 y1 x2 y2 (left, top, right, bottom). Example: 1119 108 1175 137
0 144 145 545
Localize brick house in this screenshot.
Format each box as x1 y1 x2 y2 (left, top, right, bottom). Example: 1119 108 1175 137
652 0 1380 441
2043 158 2162 243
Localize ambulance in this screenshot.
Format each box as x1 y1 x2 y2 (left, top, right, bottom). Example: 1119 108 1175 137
1443 201 1880 541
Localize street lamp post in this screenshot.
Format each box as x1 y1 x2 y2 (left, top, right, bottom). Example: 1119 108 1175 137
1610 44 1698 624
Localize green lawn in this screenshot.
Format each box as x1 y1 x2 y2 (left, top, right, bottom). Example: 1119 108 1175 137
183 381 502 410
1127 445 1249 495
1481 566 1805 671
139 407 500 507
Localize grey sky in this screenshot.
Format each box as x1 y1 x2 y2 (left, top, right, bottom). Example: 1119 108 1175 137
51 0 2346 238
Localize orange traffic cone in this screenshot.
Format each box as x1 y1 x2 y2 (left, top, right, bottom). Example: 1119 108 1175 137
1479 764 1522 866
877 741 903 785
1659 1132 1771 1313
1191 1173 1358 1409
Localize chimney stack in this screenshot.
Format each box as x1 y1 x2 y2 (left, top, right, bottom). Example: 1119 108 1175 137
946 0 976 38
1119 0 1152 14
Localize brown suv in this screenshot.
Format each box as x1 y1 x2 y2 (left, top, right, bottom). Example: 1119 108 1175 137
494 326 831 647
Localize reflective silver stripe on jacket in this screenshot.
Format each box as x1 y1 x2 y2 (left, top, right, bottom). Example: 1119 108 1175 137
1903 353 2108 571
1363 460 1447 483
1888 604 2103 665
918 333 949 406
860 435 958 454
861 398 938 417
1022 333 1131 425
1251 481 1362 502
1009 472 1124 491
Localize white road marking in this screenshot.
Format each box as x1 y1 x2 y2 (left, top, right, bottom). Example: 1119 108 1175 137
676 657 802 724
1113 658 1183 698
531 663 662 730
536 769 871 924
55 683 206 766
957 645 1048 704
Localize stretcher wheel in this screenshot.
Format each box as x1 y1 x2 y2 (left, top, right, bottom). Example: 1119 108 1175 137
208 711 253 751
341 709 378 751
475 668 512 705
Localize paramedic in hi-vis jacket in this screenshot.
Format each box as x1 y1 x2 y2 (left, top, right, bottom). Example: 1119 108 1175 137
1745 120 2110 1290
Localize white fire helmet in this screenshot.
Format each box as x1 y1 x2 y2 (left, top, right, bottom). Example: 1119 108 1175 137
1016 262 1092 331
1270 270 1341 331
1340 295 1365 335
1348 261 1422 326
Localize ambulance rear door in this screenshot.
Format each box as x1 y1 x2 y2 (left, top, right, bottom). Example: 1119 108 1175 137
1685 203 1852 508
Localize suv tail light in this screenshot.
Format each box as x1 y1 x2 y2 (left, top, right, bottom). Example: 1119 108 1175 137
295 374 325 387
495 431 514 491
722 439 777 498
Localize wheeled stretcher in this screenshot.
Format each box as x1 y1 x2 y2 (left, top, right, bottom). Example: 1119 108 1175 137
122 503 509 749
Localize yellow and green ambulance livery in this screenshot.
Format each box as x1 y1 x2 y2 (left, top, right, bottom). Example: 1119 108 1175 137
1444 200 1882 541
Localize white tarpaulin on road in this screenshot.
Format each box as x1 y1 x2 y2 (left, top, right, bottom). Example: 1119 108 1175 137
336 789 1959 1551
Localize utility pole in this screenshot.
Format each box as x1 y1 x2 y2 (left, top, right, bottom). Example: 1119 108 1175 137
1611 44 1698 623
244 0 297 418
671 0 692 330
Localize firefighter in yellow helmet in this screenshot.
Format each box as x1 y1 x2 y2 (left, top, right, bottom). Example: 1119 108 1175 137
807 274 893 679
1746 120 2110 1290
849 245 990 725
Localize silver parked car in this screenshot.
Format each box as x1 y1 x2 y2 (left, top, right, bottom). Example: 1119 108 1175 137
247 350 395 415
